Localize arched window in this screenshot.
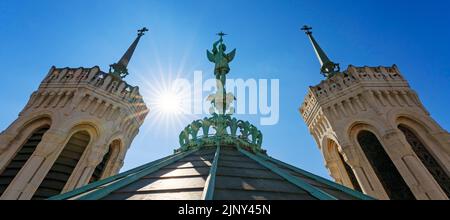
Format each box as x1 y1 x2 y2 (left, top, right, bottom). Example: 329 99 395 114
398 125 450 197
89 148 111 183
357 130 415 200
0 126 50 196
337 152 362 192
32 131 90 200
89 140 120 183
327 139 362 192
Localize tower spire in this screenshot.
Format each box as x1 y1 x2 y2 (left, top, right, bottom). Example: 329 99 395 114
109 27 149 79
301 25 340 78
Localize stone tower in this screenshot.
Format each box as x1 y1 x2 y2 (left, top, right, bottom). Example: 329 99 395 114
0 28 149 200
300 26 450 200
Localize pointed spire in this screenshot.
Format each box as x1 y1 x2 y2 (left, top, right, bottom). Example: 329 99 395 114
301 25 340 78
110 27 149 79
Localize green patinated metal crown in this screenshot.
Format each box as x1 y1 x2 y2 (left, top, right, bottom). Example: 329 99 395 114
176 113 265 154
176 33 265 154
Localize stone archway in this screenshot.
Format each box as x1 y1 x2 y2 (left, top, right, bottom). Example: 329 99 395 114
398 124 450 198
324 138 362 192
89 139 122 183
31 131 91 200
0 125 50 196
356 130 415 200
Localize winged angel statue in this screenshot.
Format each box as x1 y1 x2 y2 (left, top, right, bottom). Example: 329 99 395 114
206 33 237 115
207 32 236 87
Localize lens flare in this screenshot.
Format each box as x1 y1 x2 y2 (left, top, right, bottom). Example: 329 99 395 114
155 89 183 115
133 66 198 139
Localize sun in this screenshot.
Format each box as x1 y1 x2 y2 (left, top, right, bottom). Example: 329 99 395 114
136 70 197 138
130 42 200 138
155 90 183 115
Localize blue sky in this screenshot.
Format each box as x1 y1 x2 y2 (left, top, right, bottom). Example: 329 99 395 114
0 0 449 179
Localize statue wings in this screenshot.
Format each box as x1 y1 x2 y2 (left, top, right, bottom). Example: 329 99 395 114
226 49 236 63
207 50 215 63
206 48 236 63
